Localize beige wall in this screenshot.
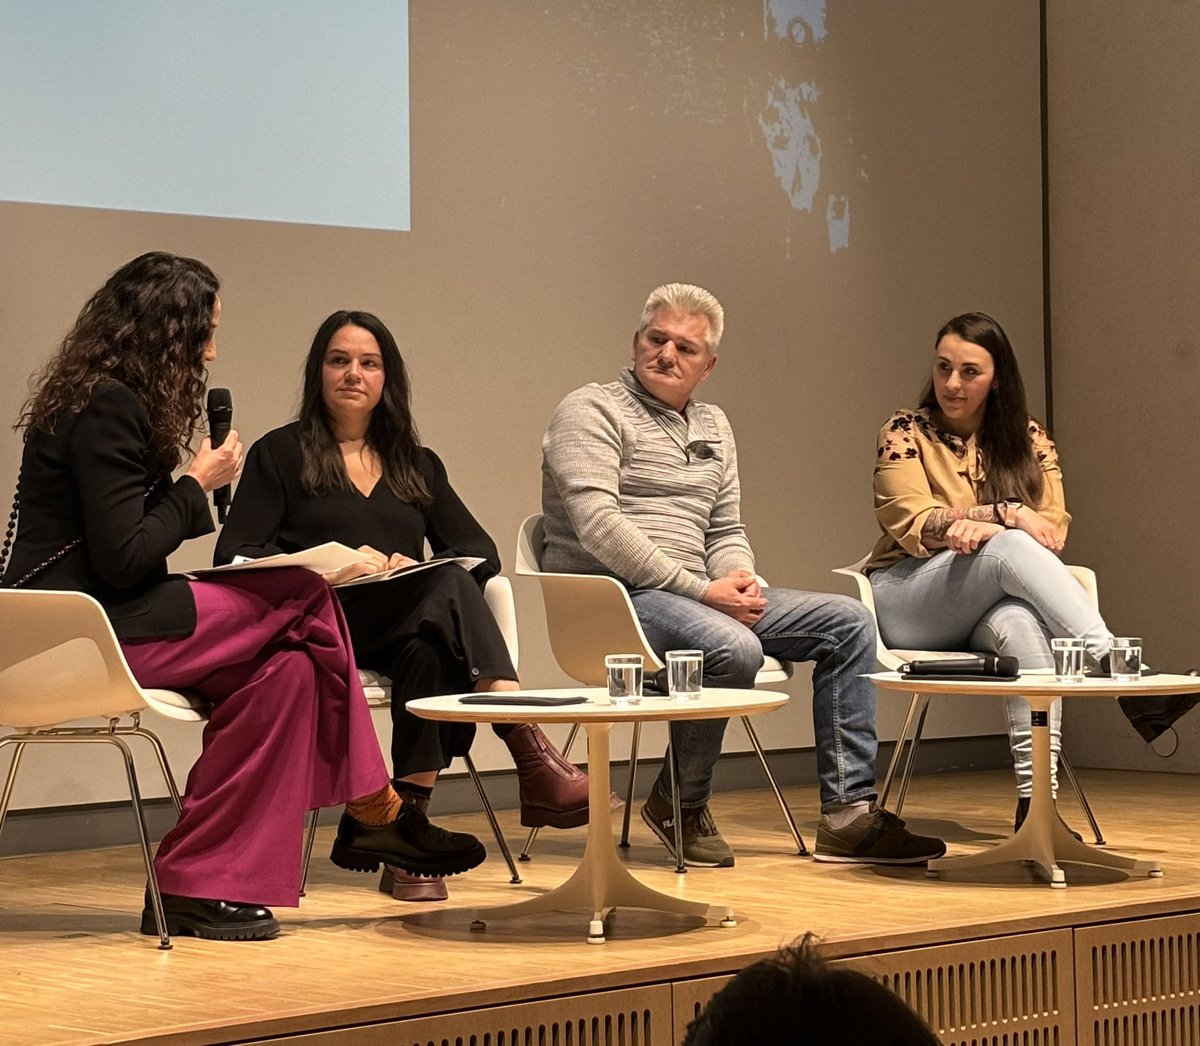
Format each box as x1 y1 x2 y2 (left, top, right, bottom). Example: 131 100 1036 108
0 2 1044 808
1048 1 1200 771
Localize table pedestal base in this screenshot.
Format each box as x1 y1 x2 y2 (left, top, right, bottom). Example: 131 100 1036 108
467 722 736 942
927 698 1162 888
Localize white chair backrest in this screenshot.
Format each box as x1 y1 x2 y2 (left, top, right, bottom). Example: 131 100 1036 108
514 514 544 577
515 513 664 685
831 556 902 670
0 589 149 729
482 575 520 670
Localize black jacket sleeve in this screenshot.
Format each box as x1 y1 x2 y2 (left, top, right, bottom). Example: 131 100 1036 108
70 383 213 589
422 449 501 581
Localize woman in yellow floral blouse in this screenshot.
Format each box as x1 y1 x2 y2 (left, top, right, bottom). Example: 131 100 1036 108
865 312 1117 831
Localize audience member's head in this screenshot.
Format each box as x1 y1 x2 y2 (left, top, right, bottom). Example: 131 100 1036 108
682 936 940 1046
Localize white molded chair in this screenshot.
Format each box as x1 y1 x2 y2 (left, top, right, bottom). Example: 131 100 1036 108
515 513 806 867
299 574 524 892
0 589 211 950
833 556 1104 843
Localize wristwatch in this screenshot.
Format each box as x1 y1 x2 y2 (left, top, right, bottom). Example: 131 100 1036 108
1002 499 1023 528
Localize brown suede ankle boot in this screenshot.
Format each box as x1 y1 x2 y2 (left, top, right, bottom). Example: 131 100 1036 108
379 787 449 902
502 723 591 828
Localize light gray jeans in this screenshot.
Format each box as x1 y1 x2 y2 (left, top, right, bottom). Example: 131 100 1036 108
868 529 1113 797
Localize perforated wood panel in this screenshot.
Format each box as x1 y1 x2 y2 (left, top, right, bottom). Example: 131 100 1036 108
674 931 1074 1046
860 932 1073 1045
1076 912 1200 1046
276 984 670 1045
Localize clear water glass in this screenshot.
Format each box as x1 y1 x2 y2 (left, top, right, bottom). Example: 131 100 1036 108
604 654 643 706
666 649 703 702
1109 638 1143 683
1051 637 1086 683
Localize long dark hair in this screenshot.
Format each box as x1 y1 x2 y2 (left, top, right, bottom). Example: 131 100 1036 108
18 252 218 473
918 312 1044 505
297 310 430 503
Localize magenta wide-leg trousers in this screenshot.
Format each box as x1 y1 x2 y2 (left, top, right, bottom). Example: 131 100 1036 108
121 568 389 907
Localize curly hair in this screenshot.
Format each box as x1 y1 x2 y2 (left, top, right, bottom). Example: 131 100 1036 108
297 310 430 504
919 311 1045 506
17 252 219 473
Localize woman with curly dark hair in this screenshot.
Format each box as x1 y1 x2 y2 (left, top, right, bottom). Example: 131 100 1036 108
217 310 592 903
1 254 485 940
864 312 1118 831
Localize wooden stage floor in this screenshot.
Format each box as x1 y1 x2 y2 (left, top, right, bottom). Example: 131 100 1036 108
2 767 1198 1045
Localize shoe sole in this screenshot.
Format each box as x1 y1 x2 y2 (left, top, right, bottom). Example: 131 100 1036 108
811 850 945 865
639 805 735 868
379 868 449 902
330 838 486 877
520 803 589 829
139 909 279 941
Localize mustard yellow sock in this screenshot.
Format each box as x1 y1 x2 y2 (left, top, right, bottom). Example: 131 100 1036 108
345 785 403 827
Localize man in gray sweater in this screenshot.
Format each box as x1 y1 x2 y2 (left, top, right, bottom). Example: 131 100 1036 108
541 283 944 868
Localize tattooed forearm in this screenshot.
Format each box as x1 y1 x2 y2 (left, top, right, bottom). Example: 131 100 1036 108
922 505 999 542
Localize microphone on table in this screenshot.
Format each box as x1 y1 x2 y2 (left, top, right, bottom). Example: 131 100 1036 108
901 655 1020 678
206 387 234 523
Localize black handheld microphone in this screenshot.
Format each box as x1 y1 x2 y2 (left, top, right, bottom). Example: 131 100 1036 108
206 388 233 523
901 655 1020 678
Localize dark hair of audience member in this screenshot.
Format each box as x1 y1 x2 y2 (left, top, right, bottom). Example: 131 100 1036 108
683 936 941 1046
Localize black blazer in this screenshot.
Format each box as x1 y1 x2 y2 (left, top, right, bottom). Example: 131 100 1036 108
1 381 215 639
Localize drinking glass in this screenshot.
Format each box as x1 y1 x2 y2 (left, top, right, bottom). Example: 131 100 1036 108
1109 638 1143 684
666 649 703 702
604 654 643 707
1051 637 1086 683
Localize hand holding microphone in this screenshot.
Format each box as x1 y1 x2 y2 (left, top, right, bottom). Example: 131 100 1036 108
188 389 242 520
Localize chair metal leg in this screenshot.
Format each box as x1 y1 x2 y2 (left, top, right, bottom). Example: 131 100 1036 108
879 691 925 811
739 716 807 855
110 731 172 951
0 738 28 838
619 721 642 848
894 697 931 818
463 752 521 884
667 732 685 874
0 729 172 949
1059 751 1105 844
519 722 582 862
126 718 184 815
299 809 319 897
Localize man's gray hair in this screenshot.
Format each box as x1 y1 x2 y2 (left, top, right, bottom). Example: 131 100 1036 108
639 283 725 353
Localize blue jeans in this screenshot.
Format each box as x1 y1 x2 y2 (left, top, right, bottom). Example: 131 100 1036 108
629 587 878 813
868 529 1114 797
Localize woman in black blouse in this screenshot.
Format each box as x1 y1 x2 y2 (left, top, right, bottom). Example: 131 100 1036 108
217 311 590 902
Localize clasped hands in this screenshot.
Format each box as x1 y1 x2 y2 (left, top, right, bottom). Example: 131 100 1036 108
323 545 419 585
702 570 765 625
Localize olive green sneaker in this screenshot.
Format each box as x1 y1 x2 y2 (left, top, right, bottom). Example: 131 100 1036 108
640 788 735 868
813 802 945 865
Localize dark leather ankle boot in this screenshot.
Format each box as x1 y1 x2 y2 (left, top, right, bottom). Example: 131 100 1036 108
502 723 590 828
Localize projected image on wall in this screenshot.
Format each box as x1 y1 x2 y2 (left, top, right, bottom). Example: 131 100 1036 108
0 0 410 231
